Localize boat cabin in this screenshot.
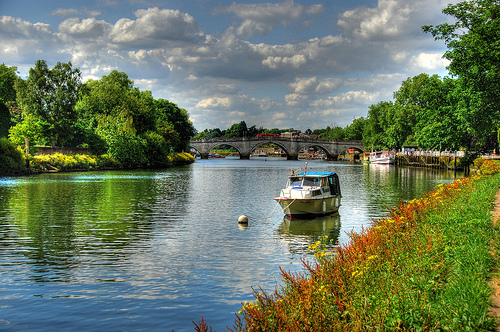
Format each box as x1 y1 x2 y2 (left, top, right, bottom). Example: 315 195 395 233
287 171 341 196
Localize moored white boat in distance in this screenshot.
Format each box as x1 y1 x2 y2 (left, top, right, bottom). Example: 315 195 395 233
274 171 341 219
369 151 395 164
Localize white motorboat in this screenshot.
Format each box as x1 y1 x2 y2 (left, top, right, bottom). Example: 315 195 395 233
274 170 341 219
369 151 395 164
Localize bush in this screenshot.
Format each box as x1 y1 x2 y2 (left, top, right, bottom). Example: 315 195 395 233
142 131 171 167
106 132 148 168
168 152 194 165
0 138 27 175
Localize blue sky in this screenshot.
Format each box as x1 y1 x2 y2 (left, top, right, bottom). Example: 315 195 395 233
1 0 456 132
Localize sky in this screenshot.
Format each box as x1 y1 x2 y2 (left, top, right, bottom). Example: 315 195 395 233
0 0 457 132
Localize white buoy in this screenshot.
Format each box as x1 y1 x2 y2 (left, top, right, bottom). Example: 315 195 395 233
238 215 249 224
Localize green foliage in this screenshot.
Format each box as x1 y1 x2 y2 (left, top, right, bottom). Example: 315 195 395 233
344 117 365 140
0 138 26 174
15 60 82 146
319 125 345 140
8 113 49 149
142 131 171 167
0 64 18 103
362 101 392 150
76 71 156 136
225 121 248 138
106 131 148 168
95 117 147 168
193 128 223 139
423 0 500 142
0 99 10 138
154 98 196 151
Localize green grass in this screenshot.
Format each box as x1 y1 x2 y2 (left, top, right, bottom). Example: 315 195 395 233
203 160 500 332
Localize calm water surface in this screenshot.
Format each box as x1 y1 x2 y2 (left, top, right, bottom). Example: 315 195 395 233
0 158 462 331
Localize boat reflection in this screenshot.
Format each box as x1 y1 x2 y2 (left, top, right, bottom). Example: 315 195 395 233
276 213 341 255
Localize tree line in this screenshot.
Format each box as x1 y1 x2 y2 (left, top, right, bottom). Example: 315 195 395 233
197 0 500 159
0 61 196 168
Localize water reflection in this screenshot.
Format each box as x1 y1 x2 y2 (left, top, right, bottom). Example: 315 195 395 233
276 213 341 255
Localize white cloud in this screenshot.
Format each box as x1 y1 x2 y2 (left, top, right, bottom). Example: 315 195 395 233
58 17 110 37
109 7 202 46
217 1 324 38
262 54 307 69
196 97 231 109
408 52 450 72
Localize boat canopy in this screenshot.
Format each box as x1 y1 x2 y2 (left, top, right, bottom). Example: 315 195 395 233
296 171 336 176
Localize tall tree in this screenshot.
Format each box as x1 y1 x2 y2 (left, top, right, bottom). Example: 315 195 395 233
0 64 18 104
0 99 10 138
362 101 393 150
0 64 21 125
16 60 82 146
154 99 195 152
423 0 500 145
76 70 155 135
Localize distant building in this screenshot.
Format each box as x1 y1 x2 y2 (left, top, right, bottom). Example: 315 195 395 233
280 130 301 138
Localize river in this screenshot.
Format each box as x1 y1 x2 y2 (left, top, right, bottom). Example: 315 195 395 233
0 158 462 331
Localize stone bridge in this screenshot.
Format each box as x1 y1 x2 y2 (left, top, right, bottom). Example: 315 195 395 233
189 137 365 160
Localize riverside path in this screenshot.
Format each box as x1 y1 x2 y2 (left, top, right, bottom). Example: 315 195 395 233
189 137 365 160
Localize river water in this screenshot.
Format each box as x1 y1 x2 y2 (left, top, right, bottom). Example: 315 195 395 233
0 158 462 331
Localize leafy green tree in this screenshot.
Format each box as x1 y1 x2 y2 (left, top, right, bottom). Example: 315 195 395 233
8 113 48 150
0 99 10 138
247 125 261 137
412 78 470 150
193 128 223 139
362 101 392 150
344 118 365 141
319 126 345 141
76 71 155 136
95 117 147 167
154 99 195 151
142 131 171 167
423 0 500 145
0 64 18 104
225 121 248 138
15 60 82 146
0 64 20 126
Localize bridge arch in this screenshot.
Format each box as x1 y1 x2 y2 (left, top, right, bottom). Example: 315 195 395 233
190 141 247 158
248 141 289 158
295 142 337 160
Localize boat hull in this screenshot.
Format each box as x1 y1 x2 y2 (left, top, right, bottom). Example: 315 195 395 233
274 196 341 218
369 151 395 164
370 158 394 164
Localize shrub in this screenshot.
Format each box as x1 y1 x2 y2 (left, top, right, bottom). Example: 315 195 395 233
105 132 148 168
142 131 171 167
168 152 194 165
0 138 27 175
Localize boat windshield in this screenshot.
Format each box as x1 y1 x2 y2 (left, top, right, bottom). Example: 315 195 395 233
302 177 320 187
289 176 324 187
289 177 303 186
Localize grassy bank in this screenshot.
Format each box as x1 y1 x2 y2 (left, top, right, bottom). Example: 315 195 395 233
28 152 194 173
206 160 500 331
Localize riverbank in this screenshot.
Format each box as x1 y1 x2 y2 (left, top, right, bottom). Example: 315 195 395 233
30 152 195 174
0 152 195 176
218 159 500 331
